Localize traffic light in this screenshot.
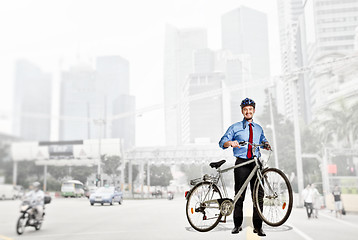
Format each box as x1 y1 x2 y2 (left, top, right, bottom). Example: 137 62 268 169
96 174 101 182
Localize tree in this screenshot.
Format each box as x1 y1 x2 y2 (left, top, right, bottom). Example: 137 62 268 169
313 99 358 148
312 99 358 180
256 93 296 175
257 91 321 191
0 142 10 181
47 164 95 187
124 162 139 185
102 155 121 185
149 165 173 187
70 166 96 185
180 164 217 185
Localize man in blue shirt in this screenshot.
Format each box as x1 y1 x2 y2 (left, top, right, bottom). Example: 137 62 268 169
219 98 270 236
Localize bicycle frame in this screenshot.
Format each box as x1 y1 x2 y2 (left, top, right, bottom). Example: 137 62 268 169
205 144 270 207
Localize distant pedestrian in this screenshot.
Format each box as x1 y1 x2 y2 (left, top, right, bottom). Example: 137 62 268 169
332 185 343 218
311 184 321 218
302 184 313 219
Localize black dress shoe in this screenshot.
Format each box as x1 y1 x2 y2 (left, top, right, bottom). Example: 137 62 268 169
253 228 266 236
231 226 242 234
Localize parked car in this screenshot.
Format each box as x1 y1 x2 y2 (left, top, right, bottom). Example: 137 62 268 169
151 190 162 198
14 185 24 199
84 185 97 198
89 186 123 206
0 184 18 200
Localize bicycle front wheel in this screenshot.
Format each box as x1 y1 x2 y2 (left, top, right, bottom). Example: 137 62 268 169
254 168 293 226
186 182 222 232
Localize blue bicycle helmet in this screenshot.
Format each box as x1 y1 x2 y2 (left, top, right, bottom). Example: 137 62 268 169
240 98 256 109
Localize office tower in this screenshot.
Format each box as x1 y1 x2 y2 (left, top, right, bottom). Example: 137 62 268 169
96 56 129 98
182 72 224 144
193 48 215 73
222 6 270 80
95 56 132 140
163 24 207 145
303 0 358 114
219 52 253 122
180 48 224 144
277 0 310 122
60 63 100 140
112 95 135 149
221 6 270 118
13 60 52 141
60 56 135 148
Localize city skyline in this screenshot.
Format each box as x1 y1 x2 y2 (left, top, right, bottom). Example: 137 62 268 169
1 0 357 148
0 0 281 146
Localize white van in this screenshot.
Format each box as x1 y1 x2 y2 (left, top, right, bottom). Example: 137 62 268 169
0 184 18 200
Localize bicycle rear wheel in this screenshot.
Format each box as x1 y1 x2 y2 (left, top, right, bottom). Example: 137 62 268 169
186 182 222 232
253 168 293 226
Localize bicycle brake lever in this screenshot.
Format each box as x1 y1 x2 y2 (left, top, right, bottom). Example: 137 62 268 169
239 141 246 146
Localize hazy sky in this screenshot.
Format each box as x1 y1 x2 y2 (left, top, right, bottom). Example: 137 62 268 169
0 0 280 146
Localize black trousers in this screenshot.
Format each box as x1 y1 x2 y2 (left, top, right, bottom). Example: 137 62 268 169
233 157 263 229
304 202 313 218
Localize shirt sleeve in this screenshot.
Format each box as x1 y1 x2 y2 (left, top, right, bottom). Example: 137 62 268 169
259 127 268 144
219 125 234 149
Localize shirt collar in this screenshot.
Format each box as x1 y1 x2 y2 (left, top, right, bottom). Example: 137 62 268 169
242 118 254 129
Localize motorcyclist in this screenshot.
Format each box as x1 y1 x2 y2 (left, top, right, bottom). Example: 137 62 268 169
25 182 45 221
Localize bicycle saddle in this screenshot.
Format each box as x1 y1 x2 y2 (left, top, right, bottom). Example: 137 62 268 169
209 160 226 169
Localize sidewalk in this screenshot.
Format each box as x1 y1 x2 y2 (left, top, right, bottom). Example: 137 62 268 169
295 206 358 225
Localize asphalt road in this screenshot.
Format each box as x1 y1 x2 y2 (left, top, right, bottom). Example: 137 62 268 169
1 196 358 240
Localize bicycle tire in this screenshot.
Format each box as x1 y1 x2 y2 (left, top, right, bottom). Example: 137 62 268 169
253 168 293 226
186 182 223 232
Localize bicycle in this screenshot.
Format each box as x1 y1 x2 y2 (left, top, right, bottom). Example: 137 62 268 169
185 141 293 232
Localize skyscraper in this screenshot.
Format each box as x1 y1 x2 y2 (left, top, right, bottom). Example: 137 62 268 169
303 0 358 114
182 72 224 144
163 24 207 145
112 94 135 149
221 6 270 117
60 63 100 140
181 48 224 144
221 6 270 80
13 60 52 141
276 0 309 122
95 55 132 140
60 56 135 148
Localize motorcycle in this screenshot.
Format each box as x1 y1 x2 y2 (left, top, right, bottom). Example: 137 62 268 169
167 191 174 200
16 195 51 235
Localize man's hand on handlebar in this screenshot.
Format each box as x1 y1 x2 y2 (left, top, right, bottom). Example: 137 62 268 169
263 142 271 150
230 140 240 148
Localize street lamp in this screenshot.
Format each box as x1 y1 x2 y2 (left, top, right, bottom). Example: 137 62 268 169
267 84 280 169
93 118 106 187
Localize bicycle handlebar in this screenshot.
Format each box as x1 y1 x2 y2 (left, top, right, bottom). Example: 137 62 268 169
238 141 271 150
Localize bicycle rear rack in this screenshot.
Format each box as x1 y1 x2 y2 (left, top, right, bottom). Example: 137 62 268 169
189 174 218 186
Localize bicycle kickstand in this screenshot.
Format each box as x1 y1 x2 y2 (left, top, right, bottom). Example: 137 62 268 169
220 215 227 223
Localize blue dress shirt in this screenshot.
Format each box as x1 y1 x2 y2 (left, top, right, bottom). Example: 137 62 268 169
219 118 268 159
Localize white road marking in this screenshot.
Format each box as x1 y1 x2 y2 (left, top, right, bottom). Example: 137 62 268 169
319 212 358 228
286 224 314 240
